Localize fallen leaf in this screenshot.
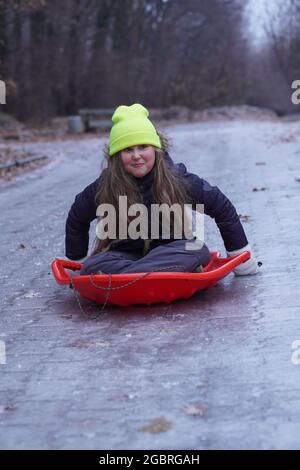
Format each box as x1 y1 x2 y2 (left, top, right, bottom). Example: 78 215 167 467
279 135 295 143
295 178 300 183
238 214 251 222
5 404 17 411
110 394 131 402
183 404 207 416
252 187 267 192
23 291 40 299
255 162 266 166
18 244 25 249
138 416 172 433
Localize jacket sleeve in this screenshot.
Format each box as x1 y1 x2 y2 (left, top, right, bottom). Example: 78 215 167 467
65 178 99 260
187 173 248 251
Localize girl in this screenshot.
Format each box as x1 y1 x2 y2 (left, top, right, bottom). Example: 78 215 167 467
65 103 258 276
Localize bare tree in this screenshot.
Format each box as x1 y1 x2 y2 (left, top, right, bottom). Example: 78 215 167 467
245 0 300 113
1 0 249 120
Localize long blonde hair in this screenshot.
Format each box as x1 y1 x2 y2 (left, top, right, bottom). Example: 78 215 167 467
92 132 192 254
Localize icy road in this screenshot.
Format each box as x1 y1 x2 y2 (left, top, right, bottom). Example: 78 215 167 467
0 119 300 449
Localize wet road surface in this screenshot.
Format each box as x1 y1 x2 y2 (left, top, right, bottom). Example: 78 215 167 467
1 120 300 449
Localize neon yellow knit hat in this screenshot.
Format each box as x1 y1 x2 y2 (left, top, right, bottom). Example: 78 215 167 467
109 103 161 156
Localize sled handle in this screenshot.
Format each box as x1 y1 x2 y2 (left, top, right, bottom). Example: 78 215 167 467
51 258 82 285
226 250 251 268
216 250 251 272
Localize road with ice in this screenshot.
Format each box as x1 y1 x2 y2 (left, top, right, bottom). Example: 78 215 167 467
1 119 300 449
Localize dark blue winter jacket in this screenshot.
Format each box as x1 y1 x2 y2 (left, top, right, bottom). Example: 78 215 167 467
65 152 248 260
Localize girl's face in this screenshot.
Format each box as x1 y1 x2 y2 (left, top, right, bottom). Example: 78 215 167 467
120 144 156 178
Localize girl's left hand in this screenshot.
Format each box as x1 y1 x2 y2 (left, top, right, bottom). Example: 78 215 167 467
227 244 260 276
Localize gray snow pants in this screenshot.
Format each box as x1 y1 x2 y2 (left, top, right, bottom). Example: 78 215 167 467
80 240 211 275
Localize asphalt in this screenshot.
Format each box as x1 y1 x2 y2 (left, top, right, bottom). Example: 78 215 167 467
0 119 300 449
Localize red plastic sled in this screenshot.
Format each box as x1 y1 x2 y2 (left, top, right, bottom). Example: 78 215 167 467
51 251 250 307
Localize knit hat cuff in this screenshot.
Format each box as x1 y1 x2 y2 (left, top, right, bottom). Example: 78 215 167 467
109 131 161 156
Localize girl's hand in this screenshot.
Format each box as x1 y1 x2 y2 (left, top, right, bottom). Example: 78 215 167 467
227 244 260 276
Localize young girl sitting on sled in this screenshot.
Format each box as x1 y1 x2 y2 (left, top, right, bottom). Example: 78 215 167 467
65 103 259 276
